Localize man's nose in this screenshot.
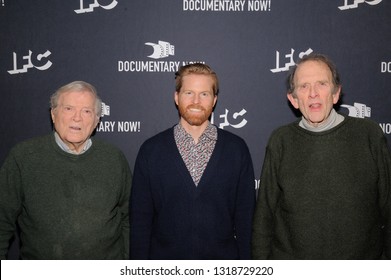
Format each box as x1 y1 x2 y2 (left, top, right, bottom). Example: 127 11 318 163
192 93 201 103
72 110 82 120
309 85 319 98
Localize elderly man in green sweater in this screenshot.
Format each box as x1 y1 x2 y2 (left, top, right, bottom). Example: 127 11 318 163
252 53 391 259
0 81 132 259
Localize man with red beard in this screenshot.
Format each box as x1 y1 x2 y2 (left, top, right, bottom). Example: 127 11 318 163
130 63 255 259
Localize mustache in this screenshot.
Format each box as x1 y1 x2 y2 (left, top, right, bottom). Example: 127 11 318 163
186 105 205 110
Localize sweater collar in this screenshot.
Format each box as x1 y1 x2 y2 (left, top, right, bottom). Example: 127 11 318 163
299 109 345 132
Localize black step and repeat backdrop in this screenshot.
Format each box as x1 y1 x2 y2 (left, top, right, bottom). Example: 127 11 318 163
1 0 390 258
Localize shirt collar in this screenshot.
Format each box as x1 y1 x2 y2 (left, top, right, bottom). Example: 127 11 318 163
201 122 218 141
174 122 218 142
54 132 92 154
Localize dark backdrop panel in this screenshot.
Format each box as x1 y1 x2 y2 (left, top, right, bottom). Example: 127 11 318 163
1 0 390 259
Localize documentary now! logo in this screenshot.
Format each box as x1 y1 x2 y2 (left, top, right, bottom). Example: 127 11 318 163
118 40 204 73
340 102 371 119
145 41 175 59
183 0 272 12
340 102 391 135
380 122 391 135
96 102 141 133
381 61 391 73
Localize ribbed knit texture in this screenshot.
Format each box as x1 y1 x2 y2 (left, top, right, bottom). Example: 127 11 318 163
252 116 391 259
0 134 132 259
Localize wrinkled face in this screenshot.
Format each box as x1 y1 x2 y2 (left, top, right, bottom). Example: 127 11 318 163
175 74 217 130
51 90 99 153
288 60 341 127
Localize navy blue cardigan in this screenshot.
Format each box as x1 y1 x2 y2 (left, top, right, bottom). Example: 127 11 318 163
130 126 255 259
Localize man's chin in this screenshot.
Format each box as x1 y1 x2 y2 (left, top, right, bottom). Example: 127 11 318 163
187 120 204 126
184 117 208 126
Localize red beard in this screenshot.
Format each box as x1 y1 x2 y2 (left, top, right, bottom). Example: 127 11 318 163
178 104 212 126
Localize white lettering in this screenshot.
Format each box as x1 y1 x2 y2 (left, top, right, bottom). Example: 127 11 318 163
270 48 313 73
118 121 140 132
96 121 115 132
381 62 391 73
8 50 52 75
338 0 382 11
182 61 205 66
75 0 118 14
248 0 271 11
118 61 180 72
379 123 391 134
183 0 247 11
255 179 260 190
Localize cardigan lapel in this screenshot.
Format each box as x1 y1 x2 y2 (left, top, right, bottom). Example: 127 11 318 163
164 126 223 195
165 128 198 193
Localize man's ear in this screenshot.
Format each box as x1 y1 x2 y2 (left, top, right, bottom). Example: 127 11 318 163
51 109 56 123
174 91 179 106
287 93 299 109
213 94 217 107
333 86 341 105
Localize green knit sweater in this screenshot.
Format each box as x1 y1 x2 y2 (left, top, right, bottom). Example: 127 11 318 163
0 134 132 259
252 116 391 259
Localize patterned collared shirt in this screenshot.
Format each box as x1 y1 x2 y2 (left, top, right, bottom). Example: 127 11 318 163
174 122 218 186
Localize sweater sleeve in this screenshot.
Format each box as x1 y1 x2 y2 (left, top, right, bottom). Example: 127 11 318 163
377 134 391 259
0 150 22 260
118 152 132 259
252 145 281 259
234 142 256 259
129 144 154 259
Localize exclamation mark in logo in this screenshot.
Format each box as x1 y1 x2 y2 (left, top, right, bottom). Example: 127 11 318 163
1 0 4 6
268 0 271 11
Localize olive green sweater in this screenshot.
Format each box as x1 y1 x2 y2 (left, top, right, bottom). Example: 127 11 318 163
252 116 391 259
0 134 132 259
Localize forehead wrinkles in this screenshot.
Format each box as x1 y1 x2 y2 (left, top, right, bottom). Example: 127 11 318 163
295 61 332 83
